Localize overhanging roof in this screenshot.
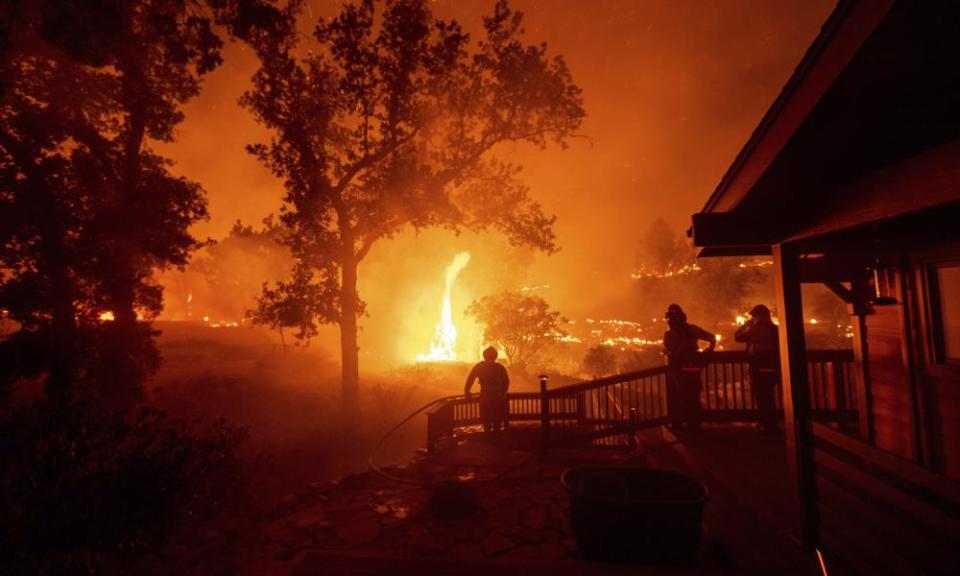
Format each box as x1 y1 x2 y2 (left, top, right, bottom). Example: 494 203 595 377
691 1 960 255
700 0 893 215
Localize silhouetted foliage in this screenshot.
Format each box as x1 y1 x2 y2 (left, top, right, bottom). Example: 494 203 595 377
582 344 617 378
0 401 248 574
635 217 691 274
631 219 772 334
0 0 284 403
619 348 663 373
240 0 584 410
466 290 567 373
187 218 292 323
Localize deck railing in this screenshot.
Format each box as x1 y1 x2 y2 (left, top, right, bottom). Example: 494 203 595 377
426 349 855 452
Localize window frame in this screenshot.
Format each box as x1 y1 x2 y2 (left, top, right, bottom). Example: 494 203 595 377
925 259 960 367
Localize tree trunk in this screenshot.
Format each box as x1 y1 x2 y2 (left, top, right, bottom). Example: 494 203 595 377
99 89 147 409
31 167 77 399
43 220 78 399
339 254 361 414
113 99 145 329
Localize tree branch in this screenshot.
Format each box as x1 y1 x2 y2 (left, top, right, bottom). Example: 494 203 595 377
332 126 420 196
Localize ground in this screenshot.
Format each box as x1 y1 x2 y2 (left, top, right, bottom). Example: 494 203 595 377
235 424 822 575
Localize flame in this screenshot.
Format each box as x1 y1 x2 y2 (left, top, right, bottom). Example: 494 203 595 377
97 310 147 322
417 251 471 362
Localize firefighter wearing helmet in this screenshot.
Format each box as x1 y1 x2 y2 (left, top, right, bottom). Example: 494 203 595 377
663 304 716 430
735 304 781 434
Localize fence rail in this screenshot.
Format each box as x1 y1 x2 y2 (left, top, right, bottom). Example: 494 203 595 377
426 349 855 452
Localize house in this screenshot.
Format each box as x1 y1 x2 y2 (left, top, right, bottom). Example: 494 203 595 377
690 0 960 572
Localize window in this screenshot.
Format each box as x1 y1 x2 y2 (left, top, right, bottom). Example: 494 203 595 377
933 264 960 363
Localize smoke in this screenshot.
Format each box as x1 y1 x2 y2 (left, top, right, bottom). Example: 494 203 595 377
150 0 835 369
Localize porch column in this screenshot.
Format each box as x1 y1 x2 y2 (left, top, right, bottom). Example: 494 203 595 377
773 242 819 549
849 273 874 443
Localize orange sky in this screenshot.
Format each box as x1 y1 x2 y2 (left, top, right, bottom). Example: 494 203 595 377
155 0 834 363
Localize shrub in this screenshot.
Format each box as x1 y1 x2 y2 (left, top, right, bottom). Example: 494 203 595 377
0 401 247 574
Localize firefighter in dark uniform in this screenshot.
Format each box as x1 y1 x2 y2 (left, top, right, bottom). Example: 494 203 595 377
465 346 510 434
735 304 781 434
663 304 716 430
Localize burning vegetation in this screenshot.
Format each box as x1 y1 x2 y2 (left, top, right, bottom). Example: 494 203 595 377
417 252 473 363
0 0 848 572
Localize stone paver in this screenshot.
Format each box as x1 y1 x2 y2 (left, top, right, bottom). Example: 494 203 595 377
261 429 672 572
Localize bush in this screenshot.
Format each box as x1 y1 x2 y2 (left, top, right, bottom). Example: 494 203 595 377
582 345 617 378
0 401 248 574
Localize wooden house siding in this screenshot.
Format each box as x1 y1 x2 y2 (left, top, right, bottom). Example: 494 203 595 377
864 304 915 460
922 372 960 479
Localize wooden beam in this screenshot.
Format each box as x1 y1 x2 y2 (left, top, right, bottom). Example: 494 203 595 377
691 212 776 248
773 242 820 548
797 254 868 283
824 281 854 303
697 245 773 257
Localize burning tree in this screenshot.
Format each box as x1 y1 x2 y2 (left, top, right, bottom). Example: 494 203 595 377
241 0 584 410
466 291 567 375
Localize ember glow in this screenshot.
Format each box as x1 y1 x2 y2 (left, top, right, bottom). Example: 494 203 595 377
630 263 703 280
417 252 472 362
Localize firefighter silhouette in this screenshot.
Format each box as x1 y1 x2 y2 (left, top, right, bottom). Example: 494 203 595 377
465 346 511 433
663 304 716 430
735 304 781 434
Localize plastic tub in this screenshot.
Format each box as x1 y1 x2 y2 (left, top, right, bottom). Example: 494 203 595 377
561 466 708 563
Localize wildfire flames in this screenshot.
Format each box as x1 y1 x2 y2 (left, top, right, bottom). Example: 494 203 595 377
417 252 471 362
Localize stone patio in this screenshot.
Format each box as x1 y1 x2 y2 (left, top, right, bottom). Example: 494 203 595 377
240 425 818 575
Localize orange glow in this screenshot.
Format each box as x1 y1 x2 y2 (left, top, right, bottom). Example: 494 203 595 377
98 311 115 322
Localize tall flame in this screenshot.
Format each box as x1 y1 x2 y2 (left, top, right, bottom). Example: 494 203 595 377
417 251 471 362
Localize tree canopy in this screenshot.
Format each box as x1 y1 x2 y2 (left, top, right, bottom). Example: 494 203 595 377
466 290 566 373
0 0 284 401
241 0 584 408
582 344 616 378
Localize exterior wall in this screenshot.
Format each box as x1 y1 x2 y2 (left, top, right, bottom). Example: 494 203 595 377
863 304 915 460
922 370 960 478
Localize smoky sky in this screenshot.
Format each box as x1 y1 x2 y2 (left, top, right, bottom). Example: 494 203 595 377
155 0 834 358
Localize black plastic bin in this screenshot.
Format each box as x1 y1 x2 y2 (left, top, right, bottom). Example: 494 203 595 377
561 466 708 563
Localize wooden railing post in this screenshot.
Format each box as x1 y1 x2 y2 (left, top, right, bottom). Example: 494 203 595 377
426 401 453 453
576 391 585 425
628 407 638 449
832 361 846 410
539 374 550 454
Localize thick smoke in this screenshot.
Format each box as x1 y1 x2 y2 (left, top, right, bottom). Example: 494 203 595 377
154 1 834 346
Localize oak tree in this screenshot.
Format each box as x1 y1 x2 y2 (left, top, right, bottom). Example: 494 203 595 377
241 0 584 410
466 290 567 374
0 0 284 402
